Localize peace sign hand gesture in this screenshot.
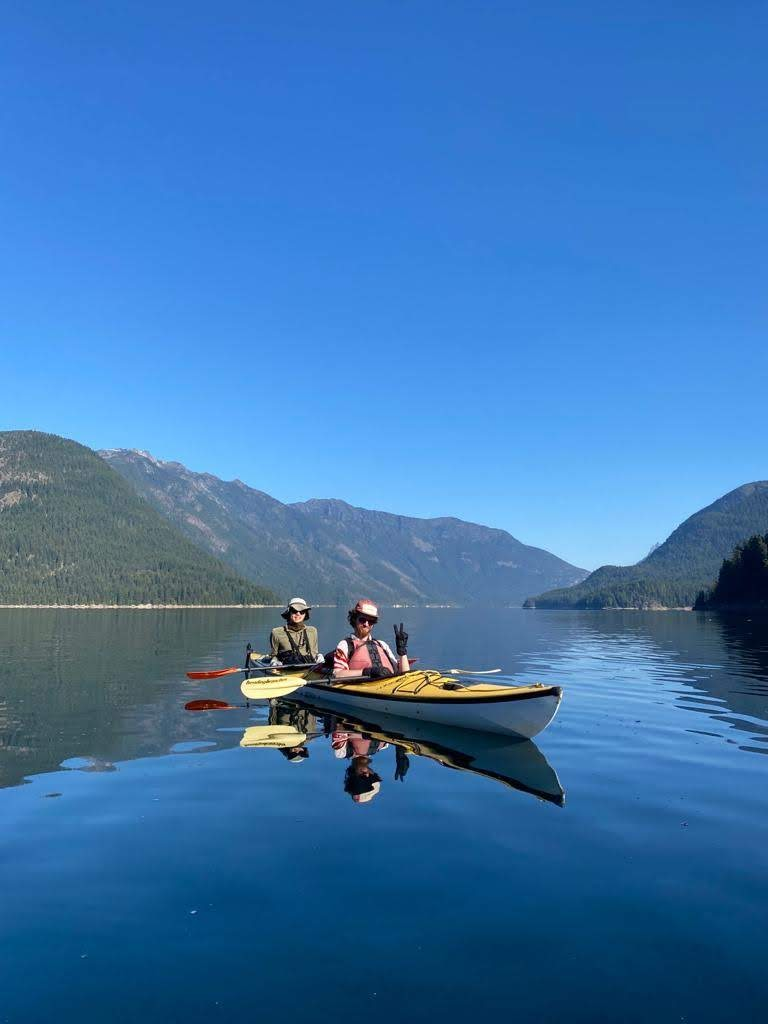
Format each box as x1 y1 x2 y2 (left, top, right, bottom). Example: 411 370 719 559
393 622 409 657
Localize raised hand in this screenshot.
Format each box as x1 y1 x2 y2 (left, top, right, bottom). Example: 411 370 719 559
393 622 408 657
394 747 410 781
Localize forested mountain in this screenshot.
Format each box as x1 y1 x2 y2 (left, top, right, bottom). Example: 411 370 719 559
0 432 277 605
100 448 587 605
527 482 768 609
694 533 768 610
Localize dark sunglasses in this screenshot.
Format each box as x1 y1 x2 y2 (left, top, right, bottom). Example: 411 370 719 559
289 608 307 615
357 615 377 625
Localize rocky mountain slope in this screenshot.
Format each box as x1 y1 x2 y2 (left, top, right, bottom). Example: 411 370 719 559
100 448 587 605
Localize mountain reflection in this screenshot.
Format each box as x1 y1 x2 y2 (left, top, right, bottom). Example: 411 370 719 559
238 697 565 806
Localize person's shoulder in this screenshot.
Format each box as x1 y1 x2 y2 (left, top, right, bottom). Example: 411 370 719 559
270 624 287 636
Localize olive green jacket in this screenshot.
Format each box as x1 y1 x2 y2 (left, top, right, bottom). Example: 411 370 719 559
269 624 319 662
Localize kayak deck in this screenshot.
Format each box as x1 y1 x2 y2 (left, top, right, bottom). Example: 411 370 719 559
307 669 558 704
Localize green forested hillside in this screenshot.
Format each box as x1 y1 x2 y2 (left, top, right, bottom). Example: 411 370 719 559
527 482 768 609
695 533 768 610
0 431 278 604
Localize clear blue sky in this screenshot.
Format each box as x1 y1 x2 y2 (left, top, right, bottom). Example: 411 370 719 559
2 1 765 570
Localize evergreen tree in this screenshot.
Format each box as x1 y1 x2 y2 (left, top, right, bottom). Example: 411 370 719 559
695 532 768 609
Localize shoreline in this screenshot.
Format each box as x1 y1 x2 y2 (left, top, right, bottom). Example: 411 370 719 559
527 606 694 612
0 604 284 610
0 603 456 610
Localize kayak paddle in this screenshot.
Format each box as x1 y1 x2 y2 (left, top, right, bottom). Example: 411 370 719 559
186 675 312 710
186 666 245 680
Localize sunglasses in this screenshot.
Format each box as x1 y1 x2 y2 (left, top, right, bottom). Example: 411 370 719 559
357 615 377 625
289 608 307 615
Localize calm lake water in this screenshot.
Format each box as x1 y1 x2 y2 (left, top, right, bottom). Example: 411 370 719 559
1 607 767 1022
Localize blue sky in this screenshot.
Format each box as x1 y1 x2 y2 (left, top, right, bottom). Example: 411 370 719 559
2 1 765 570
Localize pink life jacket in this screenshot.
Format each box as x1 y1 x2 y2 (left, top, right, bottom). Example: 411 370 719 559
343 636 397 674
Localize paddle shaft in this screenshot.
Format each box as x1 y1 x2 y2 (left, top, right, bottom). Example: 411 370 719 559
448 668 501 675
187 662 320 681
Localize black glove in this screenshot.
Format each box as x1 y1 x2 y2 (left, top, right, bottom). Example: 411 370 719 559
394 747 410 782
362 665 391 680
393 622 409 657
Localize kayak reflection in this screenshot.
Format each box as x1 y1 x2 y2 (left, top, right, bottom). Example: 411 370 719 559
240 699 564 806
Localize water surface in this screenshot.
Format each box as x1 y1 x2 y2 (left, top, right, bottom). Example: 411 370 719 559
1 608 767 1021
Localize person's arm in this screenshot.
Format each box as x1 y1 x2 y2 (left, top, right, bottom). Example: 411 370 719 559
332 640 364 678
269 628 280 659
332 640 350 675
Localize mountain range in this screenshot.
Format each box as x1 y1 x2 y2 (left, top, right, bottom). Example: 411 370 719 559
4 429 764 610
99 448 588 605
526 482 768 609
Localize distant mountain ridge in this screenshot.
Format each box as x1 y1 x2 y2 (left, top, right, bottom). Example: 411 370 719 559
0 431 277 605
527 482 768 609
100 448 588 605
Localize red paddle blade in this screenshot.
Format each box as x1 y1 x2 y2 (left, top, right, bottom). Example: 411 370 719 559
185 699 235 711
186 666 241 680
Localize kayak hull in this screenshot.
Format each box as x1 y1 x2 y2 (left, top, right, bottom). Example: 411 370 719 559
297 674 562 739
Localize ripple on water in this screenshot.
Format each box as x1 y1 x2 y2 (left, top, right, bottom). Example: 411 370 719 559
169 741 218 754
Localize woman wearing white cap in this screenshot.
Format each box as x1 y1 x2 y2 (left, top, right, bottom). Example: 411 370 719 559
333 599 409 679
269 598 321 666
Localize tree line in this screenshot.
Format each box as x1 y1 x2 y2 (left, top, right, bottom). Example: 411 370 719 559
694 533 768 610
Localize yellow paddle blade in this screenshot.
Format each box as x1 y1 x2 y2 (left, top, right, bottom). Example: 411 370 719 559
240 677 307 701
240 725 307 749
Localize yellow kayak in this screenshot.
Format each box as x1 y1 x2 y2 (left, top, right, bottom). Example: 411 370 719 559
287 669 562 739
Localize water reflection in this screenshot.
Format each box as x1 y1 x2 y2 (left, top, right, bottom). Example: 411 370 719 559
240 703 319 763
517 611 768 754
0 608 277 788
236 697 565 806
